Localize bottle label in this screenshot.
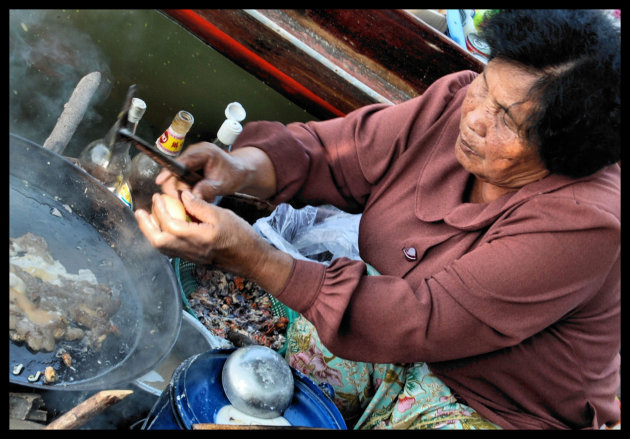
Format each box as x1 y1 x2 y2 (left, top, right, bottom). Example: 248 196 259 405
156 127 185 156
116 182 133 209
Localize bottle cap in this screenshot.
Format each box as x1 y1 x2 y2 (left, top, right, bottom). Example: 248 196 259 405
224 102 246 122
171 110 195 135
128 98 147 123
217 119 243 146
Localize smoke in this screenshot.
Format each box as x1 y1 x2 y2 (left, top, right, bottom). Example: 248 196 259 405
9 10 113 148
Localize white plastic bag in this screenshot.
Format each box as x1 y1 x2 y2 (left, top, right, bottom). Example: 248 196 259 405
253 203 361 265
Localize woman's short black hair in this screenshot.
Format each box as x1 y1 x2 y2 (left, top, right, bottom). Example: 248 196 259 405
480 10 620 178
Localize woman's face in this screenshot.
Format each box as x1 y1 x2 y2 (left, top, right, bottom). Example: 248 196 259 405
456 59 549 189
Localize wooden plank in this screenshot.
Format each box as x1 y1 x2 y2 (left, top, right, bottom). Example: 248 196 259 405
299 10 484 95
252 9 414 104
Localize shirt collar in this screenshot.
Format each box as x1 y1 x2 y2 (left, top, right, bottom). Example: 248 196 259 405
414 133 576 230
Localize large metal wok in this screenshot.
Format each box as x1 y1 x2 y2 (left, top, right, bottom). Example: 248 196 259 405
9 133 182 390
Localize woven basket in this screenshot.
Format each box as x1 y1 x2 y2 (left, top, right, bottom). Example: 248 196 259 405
173 257 298 355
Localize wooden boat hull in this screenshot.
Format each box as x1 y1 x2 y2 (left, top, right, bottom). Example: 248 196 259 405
162 9 485 119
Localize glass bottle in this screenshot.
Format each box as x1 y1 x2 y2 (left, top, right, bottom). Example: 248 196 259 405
155 110 195 156
114 98 147 208
129 110 194 211
78 94 146 207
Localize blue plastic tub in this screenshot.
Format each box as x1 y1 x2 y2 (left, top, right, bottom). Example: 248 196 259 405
141 348 346 430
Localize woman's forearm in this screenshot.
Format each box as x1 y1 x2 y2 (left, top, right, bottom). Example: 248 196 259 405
230 146 277 200
246 236 295 296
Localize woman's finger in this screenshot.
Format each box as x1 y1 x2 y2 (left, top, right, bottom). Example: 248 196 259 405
157 174 188 198
180 190 219 224
135 209 170 248
155 168 173 186
190 179 222 202
150 193 192 233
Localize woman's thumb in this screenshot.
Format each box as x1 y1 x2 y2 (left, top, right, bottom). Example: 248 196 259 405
191 179 222 204
181 190 214 223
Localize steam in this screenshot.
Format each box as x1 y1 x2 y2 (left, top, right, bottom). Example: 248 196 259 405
9 11 182 428
9 10 113 149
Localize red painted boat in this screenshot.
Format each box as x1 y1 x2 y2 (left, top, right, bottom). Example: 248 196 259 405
162 9 485 120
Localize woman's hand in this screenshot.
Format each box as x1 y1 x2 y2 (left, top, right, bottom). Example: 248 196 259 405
135 191 293 295
156 142 278 204
156 142 244 203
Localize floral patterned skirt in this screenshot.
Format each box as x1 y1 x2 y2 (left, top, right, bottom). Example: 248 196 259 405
285 314 501 430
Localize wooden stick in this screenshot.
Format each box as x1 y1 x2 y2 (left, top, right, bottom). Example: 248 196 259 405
43 389 133 430
43 71 101 155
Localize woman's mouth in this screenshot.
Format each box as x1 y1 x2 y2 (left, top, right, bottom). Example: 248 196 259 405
458 136 480 157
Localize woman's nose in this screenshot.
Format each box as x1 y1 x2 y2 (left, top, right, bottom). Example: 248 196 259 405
466 103 488 138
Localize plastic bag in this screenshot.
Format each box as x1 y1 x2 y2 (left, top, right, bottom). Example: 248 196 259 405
253 203 361 265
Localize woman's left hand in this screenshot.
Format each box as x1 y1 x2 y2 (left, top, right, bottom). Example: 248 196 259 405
134 191 293 294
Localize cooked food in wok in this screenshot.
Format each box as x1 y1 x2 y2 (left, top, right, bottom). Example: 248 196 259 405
9 232 121 352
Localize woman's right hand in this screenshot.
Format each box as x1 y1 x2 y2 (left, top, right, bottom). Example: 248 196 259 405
135 190 293 295
156 142 277 203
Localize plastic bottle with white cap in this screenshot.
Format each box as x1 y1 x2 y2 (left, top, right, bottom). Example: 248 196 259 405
213 102 246 152
212 102 245 205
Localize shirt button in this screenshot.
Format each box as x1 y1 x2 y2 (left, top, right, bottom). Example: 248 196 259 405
403 247 417 261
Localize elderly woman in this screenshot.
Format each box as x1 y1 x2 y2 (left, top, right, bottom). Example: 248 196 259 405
136 10 620 429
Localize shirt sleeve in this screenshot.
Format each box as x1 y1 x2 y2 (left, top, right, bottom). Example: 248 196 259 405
232 70 478 211
275 194 620 364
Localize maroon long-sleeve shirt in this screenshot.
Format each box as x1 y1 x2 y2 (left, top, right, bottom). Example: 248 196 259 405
232 71 620 429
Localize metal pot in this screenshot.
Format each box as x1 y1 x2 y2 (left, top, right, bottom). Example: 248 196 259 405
9 133 182 390
134 311 231 396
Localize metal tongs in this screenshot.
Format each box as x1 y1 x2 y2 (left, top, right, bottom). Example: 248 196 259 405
118 127 204 186
119 119 273 210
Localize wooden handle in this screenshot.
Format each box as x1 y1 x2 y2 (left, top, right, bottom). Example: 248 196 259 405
43 71 101 155
44 389 133 430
